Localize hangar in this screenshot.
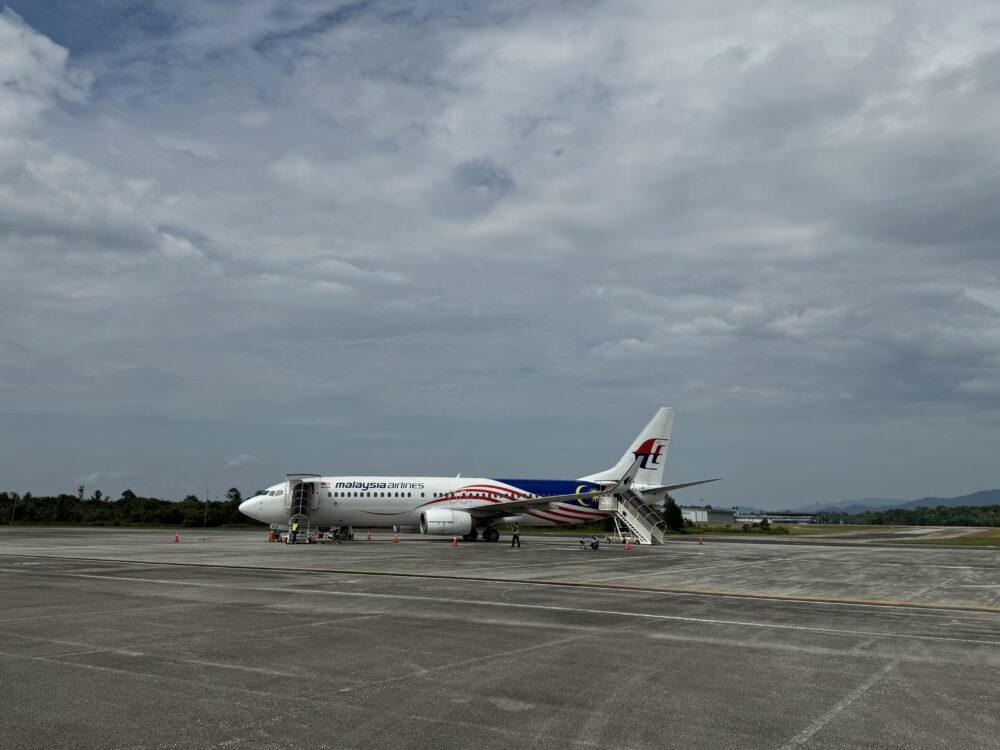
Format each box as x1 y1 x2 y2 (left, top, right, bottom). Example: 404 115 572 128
680 506 739 524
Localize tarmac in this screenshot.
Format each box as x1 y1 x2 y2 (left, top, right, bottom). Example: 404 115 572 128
1 527 999 749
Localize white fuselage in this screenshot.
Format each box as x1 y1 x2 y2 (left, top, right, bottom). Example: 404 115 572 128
239 475 614 529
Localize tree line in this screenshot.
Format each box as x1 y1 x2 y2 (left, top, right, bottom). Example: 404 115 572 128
0 488 265 527
818 504 1000 527
7 490 995 529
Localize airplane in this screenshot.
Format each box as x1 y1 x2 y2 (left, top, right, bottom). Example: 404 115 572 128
238 407 718 542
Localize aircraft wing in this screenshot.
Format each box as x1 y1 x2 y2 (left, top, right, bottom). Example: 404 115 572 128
466 455 646 520
466 490 604 520
636 478 721 502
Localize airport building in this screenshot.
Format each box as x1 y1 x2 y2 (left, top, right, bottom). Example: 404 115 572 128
680 506 739 524
734 511 818 525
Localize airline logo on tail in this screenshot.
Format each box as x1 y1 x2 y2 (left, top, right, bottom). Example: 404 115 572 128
633 438 667 469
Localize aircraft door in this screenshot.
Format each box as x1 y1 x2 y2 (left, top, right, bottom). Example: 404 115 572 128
310 483 321 510
289 481 314 517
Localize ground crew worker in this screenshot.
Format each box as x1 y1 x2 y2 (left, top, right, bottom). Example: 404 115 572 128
590 535 599 550
291 520 299 543
511 524 520 548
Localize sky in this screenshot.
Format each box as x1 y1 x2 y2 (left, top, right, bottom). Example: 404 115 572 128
1 1 998 508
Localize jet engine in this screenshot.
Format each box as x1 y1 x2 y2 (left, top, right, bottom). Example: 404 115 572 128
419 508 473 536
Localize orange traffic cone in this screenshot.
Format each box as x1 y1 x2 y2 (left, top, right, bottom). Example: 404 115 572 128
624 540 630 551
452 536 458 547
393 534 398 544
173 533 180 543
367 530 372 541
698 537 703 545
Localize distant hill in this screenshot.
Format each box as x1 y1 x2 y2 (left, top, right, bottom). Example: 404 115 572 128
898 489 1000 510
791 489 1000 514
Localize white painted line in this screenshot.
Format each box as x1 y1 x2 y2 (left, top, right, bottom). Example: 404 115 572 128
0 649 348 709
423 553 660 576
12 568 1000 648
0 602 200 625
586 555 832 582
778 661 897 749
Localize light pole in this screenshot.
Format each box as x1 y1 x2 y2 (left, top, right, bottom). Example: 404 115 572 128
203 490 210 528
8 492 17 526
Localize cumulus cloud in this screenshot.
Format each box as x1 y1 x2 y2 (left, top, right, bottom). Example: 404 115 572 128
0 8 90 131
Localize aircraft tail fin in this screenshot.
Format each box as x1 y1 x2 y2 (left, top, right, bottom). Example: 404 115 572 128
580 407 674 486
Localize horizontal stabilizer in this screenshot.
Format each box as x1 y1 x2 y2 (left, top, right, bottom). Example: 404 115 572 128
654 478 721 493
637 478 721 502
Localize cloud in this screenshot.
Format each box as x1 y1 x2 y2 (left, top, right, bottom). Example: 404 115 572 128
155 135 219 161
0 8 90 132
225 454 258 469
2 1 1000 504
76 468 136 486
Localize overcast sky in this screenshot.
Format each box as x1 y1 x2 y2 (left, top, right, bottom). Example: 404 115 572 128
1 1 998 508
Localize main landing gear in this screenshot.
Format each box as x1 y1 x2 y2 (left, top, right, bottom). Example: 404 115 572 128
460 527 500 542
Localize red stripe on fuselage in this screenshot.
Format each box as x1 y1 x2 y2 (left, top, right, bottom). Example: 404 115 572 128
551 505 605 518
542 507 604 521
526 510 570 525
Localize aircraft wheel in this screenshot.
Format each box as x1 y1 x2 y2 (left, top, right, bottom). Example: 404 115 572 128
482 527 500 543
462 528 480 542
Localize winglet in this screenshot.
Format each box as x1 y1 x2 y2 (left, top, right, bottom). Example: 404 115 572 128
607 455 645 494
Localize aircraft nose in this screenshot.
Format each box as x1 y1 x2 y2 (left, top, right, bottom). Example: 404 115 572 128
238 499 255 518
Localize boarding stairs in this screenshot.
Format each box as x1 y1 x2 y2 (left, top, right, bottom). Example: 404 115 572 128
600 490 666 544
284 474 321 543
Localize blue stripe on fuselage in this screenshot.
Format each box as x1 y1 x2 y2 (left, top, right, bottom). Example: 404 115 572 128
492 479 603 509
